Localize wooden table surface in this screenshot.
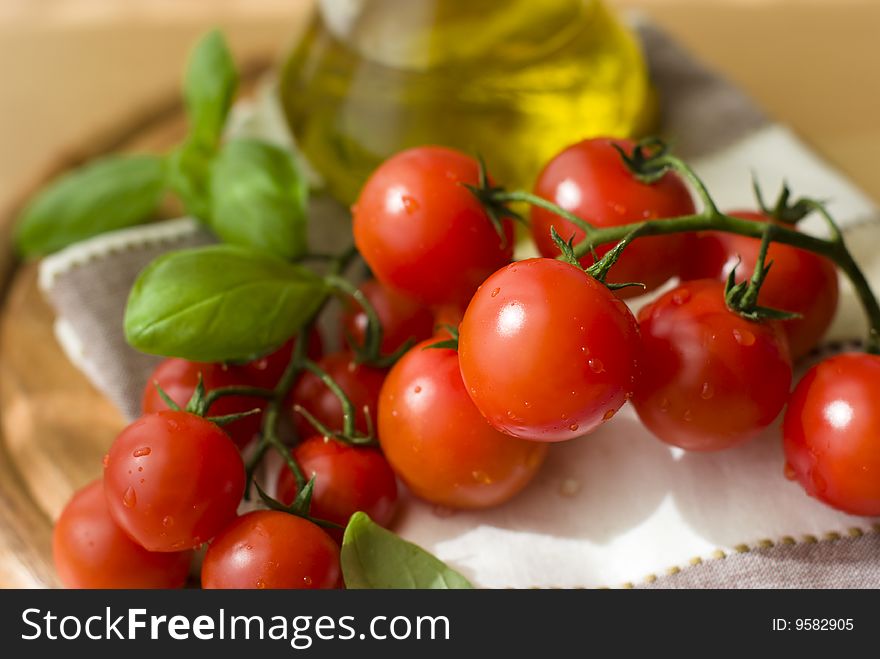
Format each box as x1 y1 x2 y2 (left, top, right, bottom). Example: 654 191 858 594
0 0 878 588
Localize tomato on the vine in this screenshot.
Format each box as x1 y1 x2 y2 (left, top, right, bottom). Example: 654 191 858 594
353 146 514 307
379 339 548 509
783 353 880 516
291 352 386 438
142 358 265 448
458 258 640 442
681 210 839 359
633 279 792 451
530 137 695 296
340 278 434 356
277 436 398 534
104 410 245 552
53 480 192 589
201 511 340 589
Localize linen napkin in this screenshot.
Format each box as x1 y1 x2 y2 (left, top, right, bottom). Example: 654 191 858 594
38 21 880 588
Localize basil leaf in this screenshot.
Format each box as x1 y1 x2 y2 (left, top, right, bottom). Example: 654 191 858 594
15 154 165 257
210 138 308 260
184 29 237 147
167 139 213 220
341 512 473 589
125 245 327 362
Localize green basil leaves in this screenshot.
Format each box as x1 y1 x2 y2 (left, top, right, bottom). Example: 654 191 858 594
15 154 166 258
183 29 238 149
209 139 309 260
341 513 473 589
125 245 327 362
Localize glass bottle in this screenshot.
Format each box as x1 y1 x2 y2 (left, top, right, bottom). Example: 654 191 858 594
280 0 656 204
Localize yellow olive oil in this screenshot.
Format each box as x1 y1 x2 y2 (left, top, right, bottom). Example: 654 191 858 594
280 0 656 204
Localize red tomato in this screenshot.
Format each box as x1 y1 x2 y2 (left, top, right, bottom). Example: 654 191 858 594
239 329 324 389
277 436 398 534
530 137 695 297
340 279 434 356
633 279 792 451
379 340 548 508
783 353 880 516
291 352 386 438
201 511 340 589
53 480 192 589
680 210 839 359
143 358 265 448
458 258 640 441
104 410 245 552
353 146 514 307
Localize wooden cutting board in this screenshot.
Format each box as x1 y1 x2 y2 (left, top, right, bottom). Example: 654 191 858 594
0 64 268 588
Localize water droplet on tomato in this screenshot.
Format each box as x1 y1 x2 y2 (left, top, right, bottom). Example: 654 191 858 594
524 401 531 408
401 195 420 213
602 409 616 421
472 470 493 484
660 398 671 412
672 289 691 306
783 463 797 481
683 409 693 422
700 382 715 400
558 478 581 497
732 328 755 346
490 287 500 298
303 576 313 587
568 423 579 432
256 579 266 589
162 516 174 529
122 487 137 509
588 358 605 374
133 446 151 458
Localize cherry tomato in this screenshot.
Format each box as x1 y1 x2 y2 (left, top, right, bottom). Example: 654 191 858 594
340 279 434 356
379 340 548 508
201 511 340 589
458 258 640 441
143 358 265 448
783 353 880 516
277 436 398 535
353 146 514 307
239 329 324 389
53 480 192 589
291 352 386 438
633 279 792 451
530 137 695 297
680 210 839 359
104 410 245 552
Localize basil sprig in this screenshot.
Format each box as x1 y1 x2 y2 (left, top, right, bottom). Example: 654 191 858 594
15 29 310 261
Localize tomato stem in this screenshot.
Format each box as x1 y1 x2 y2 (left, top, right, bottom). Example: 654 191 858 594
299 358 378 446
489 140 880 354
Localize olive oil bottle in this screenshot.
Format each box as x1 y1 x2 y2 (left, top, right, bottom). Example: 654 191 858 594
280 0 656 204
